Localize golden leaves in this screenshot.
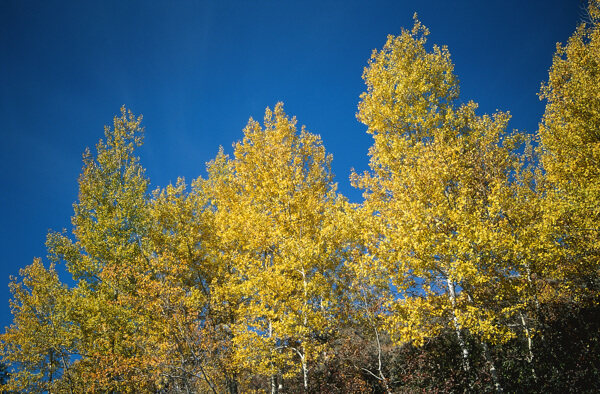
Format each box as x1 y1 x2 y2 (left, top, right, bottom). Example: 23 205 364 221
3 5 600 390
354 17 529 348
208 103 346 381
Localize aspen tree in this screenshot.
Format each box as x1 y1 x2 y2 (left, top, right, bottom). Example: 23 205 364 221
354 17 524 390
140 178 226 392
0 260 78 392
44 107 155 391
538 0 600 298
210 104 347 390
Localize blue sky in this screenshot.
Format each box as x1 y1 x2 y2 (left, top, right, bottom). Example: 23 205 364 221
0 0 585 328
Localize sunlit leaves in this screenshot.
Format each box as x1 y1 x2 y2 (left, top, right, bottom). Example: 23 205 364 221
354 16 525 349
2 4 600 391
209 103 348 387
0 260 78 392
538 0 600 298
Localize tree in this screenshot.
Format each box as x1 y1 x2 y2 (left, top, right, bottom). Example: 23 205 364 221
141 177 233 392
44 107 157 392
0 260 79 393
353 16 526 391
209 103 349 391
538 0 600 298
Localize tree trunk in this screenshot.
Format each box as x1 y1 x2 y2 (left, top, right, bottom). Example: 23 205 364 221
481 341 503 392
374 326 392 394
301 267 309 390
268 320 278 394
301 353 308 391
520 311 537 381
447 278 470 373
270 374 278 394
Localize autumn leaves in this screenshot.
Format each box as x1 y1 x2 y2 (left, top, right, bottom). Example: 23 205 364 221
2 2 600 392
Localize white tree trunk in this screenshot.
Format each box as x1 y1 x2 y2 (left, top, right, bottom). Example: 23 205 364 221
447 277 470 373
301 267 309 390
482 341 503 392
520 311 537 381
269 320 278 394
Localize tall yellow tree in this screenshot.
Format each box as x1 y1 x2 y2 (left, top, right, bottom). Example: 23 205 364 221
538 0 600 298
44 107 156 391
3 108 234 393
353 16 526 390
139 177 237 393
209 103 349 391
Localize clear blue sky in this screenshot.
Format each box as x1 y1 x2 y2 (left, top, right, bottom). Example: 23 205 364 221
0 0 585 329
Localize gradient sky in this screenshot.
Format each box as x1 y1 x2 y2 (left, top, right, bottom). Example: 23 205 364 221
0 0 586 329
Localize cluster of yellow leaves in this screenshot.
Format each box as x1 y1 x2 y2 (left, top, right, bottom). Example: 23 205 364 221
0 260 78 393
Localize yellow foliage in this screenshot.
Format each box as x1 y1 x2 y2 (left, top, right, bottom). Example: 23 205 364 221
209 103 348 384
353 16 527 347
